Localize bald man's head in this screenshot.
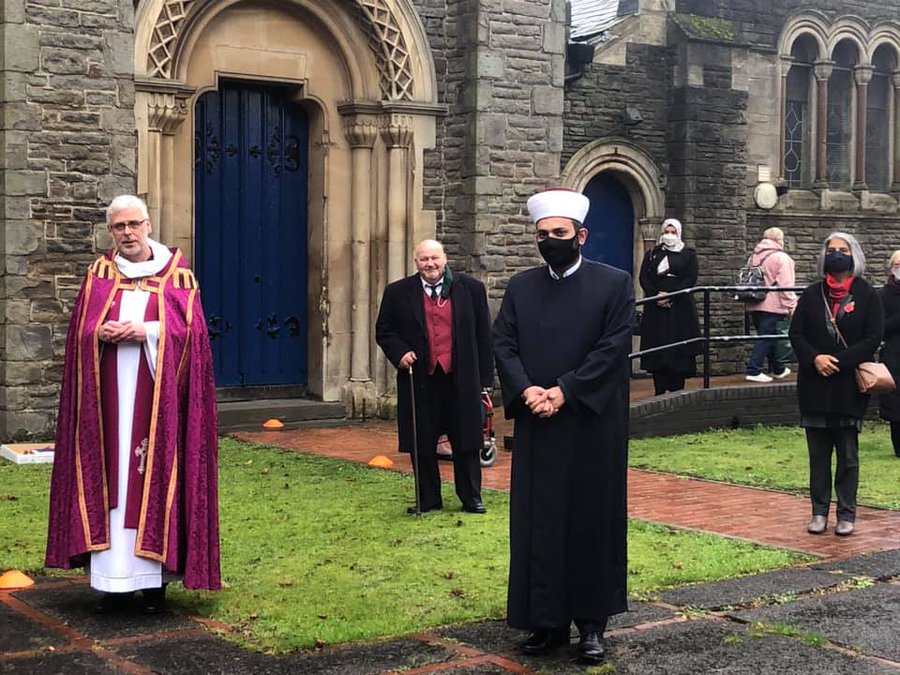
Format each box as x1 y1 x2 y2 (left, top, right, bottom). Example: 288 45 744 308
414 239 447 284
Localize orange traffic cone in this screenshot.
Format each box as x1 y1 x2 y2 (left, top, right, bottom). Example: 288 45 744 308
0 570 34 591
368 455 394 468
262 419 284 430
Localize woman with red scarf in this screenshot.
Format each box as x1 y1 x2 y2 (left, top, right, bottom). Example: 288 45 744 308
789 232 883 537
878 250 900 457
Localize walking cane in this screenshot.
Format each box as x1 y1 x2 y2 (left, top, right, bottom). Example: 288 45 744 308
408 363 422 517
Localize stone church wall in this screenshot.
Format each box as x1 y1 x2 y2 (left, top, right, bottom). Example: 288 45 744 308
0 0 136 439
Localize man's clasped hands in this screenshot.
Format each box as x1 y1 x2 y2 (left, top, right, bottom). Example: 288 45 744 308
521 385 565 418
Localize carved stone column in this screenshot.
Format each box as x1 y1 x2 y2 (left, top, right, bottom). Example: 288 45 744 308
381 115 414 284
342 114 378 383
778 55 793 182
892 72 900 192
813 60 834 188
136 80 194 246
853 65 874 192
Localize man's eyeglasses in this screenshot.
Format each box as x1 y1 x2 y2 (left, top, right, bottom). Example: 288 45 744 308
110 219 147 233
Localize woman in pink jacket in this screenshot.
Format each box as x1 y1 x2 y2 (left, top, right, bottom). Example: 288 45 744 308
745 227 798 383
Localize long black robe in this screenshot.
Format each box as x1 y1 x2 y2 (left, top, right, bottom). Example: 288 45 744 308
492 259 633 629
638 245 701 375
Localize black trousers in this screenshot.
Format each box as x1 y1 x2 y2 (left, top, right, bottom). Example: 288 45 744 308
544 616 609 635
890 421 900 457
409 366 482 510
805 426 859 522
652 368 685 396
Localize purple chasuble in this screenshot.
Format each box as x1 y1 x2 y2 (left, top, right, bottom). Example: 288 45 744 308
46 249 221 590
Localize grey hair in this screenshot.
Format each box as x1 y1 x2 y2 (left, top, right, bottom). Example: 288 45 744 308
106 195 149 224
816 231 866 278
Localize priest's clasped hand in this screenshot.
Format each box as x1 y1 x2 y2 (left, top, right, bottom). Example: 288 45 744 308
522 385 565 418
98 320 147 344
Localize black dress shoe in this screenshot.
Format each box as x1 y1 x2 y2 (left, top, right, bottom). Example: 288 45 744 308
142 585 167 614
407 504 442 514
93 591 133 614
577 631 605 663
520 627 570 655
462 502 486 514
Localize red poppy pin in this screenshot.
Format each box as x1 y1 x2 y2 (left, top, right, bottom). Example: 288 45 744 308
844 302 855 313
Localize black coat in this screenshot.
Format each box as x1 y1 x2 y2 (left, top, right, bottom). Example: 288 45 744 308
789 278 883 420
375 272 493 455
493 261 632 629
638 245 701 374
878 281 900 422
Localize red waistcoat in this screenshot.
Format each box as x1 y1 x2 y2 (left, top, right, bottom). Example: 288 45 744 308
423 291 453 374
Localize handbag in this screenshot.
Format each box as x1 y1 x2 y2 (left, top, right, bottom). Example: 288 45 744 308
821 291 895 395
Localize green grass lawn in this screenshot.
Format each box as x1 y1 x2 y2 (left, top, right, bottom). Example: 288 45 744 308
631 423 900 509
1 438 809 653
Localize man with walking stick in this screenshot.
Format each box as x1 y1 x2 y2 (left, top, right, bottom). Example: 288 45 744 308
376 239 494 515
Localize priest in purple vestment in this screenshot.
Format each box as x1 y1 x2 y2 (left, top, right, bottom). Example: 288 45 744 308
46 195 221 613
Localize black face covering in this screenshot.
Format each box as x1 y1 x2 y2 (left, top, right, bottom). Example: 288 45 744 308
824 251 853 274
538 234 580 270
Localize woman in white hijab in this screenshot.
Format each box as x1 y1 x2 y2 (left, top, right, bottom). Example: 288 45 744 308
638 218 702 395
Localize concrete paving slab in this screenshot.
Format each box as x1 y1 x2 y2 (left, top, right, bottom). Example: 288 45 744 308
16 584 197 640
601 619 889 675
433 602 675 656
657 567 849 609
813 548 900 579
0 603 65 653
734 584 900 663
0 650 113 674
115 633 461 674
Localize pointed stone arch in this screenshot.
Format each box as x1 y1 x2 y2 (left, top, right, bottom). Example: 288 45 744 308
132 0 444 409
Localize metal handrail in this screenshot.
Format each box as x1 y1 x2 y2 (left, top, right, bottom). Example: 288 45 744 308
630 284 808 388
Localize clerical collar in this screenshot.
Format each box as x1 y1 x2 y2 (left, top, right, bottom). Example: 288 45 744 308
115 237 172 279
548 255 583 280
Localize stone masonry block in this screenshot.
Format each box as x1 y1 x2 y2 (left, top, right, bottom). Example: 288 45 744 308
543 21 566 55
6 326 54 362
3 171 47 196
532 85 564 115
0 24 39 71
3 361 44 386
533 152 561 178
3 410 54 441
1 102 42 131
104 30 134 76
4 220 42 255
477 51 505 79
0 0 26 23
41 47 87 75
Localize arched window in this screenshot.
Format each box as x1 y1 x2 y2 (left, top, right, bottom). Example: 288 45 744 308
783 36 817 188
866 45 896 193
826 40 858 189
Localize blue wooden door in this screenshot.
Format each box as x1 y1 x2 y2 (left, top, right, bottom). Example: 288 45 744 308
194 81 309 387
581 172 634 274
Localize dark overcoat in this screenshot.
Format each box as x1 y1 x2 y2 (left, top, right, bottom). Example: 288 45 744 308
493 260 633 630
375 272 494 455
789 278 883 420
638 245 701 374
878 282 900 421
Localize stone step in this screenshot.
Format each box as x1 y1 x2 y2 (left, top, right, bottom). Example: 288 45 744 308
217 398 347 433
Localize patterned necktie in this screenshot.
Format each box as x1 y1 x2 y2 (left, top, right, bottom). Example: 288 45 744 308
428 285 440 301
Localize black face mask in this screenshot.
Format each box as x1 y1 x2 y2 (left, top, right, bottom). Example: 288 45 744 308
824 251 853 274
538 234 580 270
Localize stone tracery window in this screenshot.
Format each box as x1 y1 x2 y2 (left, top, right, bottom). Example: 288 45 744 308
825 41 856 190
783 37 816 188
866 46 895 193
780 19 900 195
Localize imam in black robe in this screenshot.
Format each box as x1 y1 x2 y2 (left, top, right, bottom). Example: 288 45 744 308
492 259 633 630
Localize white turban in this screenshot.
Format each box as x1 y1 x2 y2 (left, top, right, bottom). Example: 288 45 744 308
526 188 590 225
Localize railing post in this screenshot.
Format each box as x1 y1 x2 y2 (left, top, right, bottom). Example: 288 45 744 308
703 289 711 389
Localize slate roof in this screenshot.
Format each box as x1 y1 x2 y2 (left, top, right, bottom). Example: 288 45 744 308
570 0 633 41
